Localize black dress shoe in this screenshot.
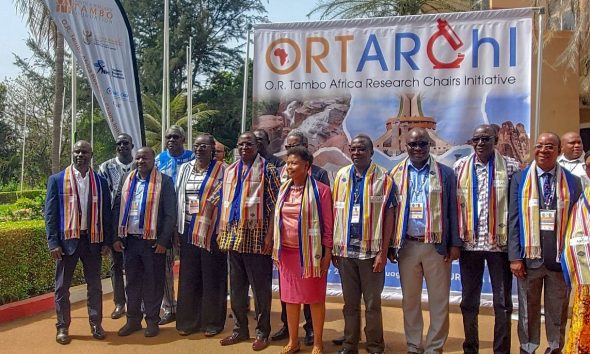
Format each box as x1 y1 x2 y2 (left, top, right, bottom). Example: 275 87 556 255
117 322 142 336
56 328 71 345
111 304 126 319
271 326 289 341
336 349 358 354
332 335 345 345
144 324 159 337
158 312 176 325
90 324 106 340
304 329 314 346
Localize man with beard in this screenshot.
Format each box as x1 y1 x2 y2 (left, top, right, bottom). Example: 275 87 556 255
155 125 195 325
509 132 582 353
218 132 280 351
98 133 135 319
113 147 177 337
45 140 112 344
454 125 520 353
390 128 460 354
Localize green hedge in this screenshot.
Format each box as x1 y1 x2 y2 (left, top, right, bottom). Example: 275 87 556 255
0 220 112 305
0 190 46 205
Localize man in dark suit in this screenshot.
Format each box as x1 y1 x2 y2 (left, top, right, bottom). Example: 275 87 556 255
509 132 582 354
112 147 177 338
390 127 461 354
44 140 112 345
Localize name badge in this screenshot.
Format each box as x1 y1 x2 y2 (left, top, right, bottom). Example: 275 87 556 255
188 196 200 214
130 201 140 216
351 204 361 224
410 202 424 219
540 210 556 231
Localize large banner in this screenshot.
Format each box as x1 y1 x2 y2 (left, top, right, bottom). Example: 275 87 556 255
44 0 145 147
256 9 534 303
253 8 533 177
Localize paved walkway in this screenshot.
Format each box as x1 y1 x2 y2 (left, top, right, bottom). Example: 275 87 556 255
0 279 547 353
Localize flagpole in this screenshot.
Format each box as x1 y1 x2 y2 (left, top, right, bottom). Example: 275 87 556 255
187 37 193 148
534 8 545 142
241 29 251 133
161 0 170 151
71 54 77 155
20 98 27 193
90 95 94 165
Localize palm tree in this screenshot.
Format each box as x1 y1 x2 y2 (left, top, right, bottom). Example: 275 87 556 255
13 0 64 174
307 0 475 19
142 93 219 150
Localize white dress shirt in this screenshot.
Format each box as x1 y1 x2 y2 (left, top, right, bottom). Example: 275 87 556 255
73 166 90 231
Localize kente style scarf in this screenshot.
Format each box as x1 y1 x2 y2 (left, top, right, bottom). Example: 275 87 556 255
273 176 323 278
332 162 393 257
183 160 224 250
219 154 265 230
518 161 575 260
59 165 104 243
390 156 443 247
457 151 509 246
118 168 163 239
562 187 590 287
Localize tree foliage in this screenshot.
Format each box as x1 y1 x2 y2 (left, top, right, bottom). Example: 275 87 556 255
308 0 474 19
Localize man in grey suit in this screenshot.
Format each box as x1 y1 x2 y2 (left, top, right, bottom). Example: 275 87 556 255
508 132 582 354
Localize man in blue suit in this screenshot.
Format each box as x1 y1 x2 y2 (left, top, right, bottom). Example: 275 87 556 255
44 140 112 345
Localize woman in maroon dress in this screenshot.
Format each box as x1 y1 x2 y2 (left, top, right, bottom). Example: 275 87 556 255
272 147 333 354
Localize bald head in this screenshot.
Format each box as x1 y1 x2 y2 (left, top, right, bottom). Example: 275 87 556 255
72 140 93 173
407 128 431 167
135 147 155 177
561 131 583 160
471 124 498 162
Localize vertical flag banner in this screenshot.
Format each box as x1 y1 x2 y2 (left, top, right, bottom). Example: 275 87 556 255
253 9 533 178
45 0 145 147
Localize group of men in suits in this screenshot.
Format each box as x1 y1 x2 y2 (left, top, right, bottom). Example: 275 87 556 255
45 124 585 353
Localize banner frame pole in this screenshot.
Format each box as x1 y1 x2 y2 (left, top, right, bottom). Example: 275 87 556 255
161 0 170 152
71 54 77 157
91 95 94 165
241 29 251 133
20 98 27 193
534 7 545 142
187 37 193 148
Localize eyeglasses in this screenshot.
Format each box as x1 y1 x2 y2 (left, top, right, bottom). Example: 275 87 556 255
166 134 181 140
407 141 429 149
534 144 556 151
471 136 493 144
285 143 301 150
193 144 210 150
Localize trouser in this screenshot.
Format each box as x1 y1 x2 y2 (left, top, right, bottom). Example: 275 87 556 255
124 238 166 326
398 240 451 354
110 249 126 306
176 238 228 333
280 301 313 333
338 256 385 353
517 265 569 354
55 236 103 329
161 247 176 314
229 251 273 339
460 251 513 354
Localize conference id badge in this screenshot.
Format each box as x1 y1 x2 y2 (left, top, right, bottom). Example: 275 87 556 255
410 202 424 219
540 210 556 231
351 204 361 224
188 196 200 214
129 201 140 216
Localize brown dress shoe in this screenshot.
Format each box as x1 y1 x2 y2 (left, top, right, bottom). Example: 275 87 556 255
252 336 270 351
220 332 249 346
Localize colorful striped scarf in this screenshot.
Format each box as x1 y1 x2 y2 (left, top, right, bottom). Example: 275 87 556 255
273 176 323 278
562 187 590 287
186 160 224 250
219 154 265 230
332 162 393 257
118 168 162 239
518 162 574 260
59 165 104 243
457 151 509 246
391 156 443 247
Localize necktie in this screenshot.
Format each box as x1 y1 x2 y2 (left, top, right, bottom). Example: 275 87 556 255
542 172 552 207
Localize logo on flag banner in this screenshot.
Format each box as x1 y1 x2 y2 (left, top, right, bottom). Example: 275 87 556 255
253 9 534 181
44 0 145 148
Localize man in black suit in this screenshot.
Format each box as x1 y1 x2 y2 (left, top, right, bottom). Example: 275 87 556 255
44 140 112 344
112 147 177 338
508 132 582 354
